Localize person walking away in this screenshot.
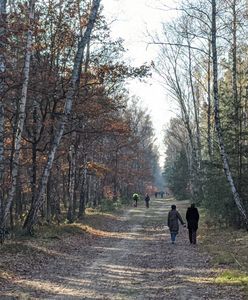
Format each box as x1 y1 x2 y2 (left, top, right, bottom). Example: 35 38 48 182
132 193 139 207
186 203 199 244
167 204 186 244
144 193 150 208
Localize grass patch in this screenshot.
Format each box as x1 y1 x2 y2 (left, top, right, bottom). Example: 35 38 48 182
211 251 236 265
215 270 248 293
215 270 248 285
2 207 124 244
199 208 248 296
199 215 248 269
36 223 87 239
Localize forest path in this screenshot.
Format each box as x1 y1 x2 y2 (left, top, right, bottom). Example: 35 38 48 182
2 198 245 299
48 198 244 299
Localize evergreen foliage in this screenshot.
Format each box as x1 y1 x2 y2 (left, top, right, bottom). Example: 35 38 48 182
163 150 190 200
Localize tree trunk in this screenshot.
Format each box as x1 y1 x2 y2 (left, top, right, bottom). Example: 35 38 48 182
31 103 38 205
231 0 241 190
113 149 118 201
0 0 6 182
23 0 101 232
211 0 248 227
0 0 7 238
172 64 199 201
78 156 87 219
187 36 202 165
62 172 67 209
15 180 22 221
67 145 76 223
207 39 212 160
46 175 51 223
0 0 35 231
186 35 204 202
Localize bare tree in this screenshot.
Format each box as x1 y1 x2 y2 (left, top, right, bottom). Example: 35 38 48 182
154 23 202 200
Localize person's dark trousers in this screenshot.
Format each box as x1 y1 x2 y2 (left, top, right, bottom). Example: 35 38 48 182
170 232 177 243
188 228 197 244
145 201 149 208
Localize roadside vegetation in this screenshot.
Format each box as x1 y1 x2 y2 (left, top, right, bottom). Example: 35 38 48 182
199 209 248 294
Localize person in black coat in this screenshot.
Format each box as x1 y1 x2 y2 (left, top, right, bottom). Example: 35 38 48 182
186 203 199 244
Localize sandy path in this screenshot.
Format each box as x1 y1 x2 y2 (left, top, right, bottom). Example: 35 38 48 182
42 198 245 300
2 198 245 299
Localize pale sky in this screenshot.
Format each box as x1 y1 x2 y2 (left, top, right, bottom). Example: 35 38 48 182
102 0 178 166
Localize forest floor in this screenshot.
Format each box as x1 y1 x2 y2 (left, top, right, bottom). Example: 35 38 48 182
0 197 248 299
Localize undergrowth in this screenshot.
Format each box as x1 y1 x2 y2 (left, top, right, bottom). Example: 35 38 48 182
199 208 248 294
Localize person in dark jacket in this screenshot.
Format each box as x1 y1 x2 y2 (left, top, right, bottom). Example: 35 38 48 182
186 203 199 244
144 193 150 208
167 205 186 244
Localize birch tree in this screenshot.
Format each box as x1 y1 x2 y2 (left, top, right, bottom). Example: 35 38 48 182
211 0 248 226
23 0 101 233
0 0 36 231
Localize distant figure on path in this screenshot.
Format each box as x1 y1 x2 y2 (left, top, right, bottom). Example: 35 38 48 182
144 194 150 208
186 203 199 244
155 192 158 198
132 193 139 207
167 204 186 244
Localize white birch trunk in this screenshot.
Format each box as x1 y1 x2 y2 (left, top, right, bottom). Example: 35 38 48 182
231 0 241 182
0 0 35 229
211 0 248 226
207 40 212 160
187 37 202 165
23 0 101 232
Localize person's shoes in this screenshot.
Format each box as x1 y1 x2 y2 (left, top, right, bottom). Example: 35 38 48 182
172 241 175 244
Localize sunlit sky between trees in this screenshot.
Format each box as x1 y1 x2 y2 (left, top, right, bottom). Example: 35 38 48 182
103 0 180 166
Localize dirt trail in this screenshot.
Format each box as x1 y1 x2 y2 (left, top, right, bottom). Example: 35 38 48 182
2 198 246 299
49 198 245 299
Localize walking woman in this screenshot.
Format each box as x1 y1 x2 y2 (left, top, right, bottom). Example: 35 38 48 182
167 205 186 244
